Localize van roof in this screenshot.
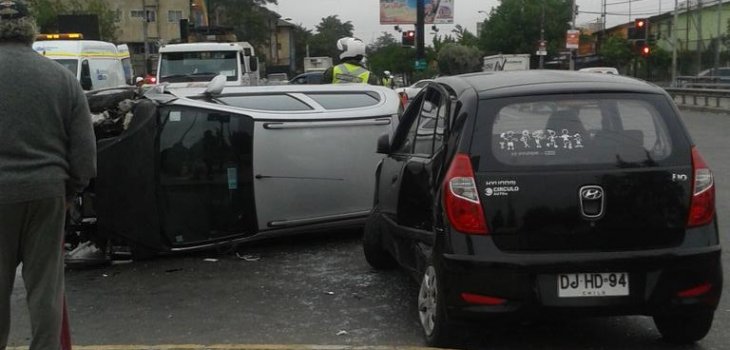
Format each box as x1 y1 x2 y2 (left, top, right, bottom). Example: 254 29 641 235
32 40 120 58
160 42 244 53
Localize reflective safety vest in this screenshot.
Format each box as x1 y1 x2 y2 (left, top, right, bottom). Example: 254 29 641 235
382 77 393 88
332 62 370 84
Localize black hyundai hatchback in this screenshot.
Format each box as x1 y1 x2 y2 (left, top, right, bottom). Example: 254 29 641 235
363 71 722 346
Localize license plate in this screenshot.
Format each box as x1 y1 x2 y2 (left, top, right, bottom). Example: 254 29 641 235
557 272 629 298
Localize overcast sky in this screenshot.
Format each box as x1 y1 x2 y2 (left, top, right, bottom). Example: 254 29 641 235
266 0 679 45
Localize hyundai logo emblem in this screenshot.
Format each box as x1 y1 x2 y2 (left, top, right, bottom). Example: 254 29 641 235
581 188 603 200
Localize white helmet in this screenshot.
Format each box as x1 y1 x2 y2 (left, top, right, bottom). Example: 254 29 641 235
337 37 367 60
384 70 391 76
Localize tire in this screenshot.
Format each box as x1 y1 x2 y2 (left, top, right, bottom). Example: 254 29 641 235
419 265 455 348
362 209 397 270
653 310 715 344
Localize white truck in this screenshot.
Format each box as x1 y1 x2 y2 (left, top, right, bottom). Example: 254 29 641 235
303 56 333 72
482 54 531 72
156 42 260 87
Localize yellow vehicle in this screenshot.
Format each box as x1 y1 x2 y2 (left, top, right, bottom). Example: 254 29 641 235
33 33 129 91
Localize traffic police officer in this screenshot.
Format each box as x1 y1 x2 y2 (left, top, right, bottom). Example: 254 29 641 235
323 37 379 85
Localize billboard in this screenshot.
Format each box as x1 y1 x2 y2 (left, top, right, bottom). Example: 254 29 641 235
380 0 454 25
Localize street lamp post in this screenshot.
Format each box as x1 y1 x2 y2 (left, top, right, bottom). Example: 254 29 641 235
569 0 576 71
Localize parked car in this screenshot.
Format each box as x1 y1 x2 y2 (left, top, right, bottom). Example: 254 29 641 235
289 71 324 84
70 82 400 261
364 71 721 346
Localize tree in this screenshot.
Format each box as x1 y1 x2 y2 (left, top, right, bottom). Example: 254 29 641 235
367 32 414 77
451 24 478 48
479 0 572 57
291 23 312 71
308 15 354 61
432 33 456 53
28 0 119 41
437 43 481 75
208 0 279 52
598 35 633 70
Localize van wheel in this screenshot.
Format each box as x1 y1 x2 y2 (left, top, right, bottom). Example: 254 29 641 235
362 208 397 270
419 265 455 348
653 311 714 344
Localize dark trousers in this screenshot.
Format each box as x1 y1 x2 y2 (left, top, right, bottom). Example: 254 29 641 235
0 197 65 350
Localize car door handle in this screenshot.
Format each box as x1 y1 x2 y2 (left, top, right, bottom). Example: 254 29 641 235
391 175 398 184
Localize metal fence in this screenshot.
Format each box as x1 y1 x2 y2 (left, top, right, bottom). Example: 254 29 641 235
665 87 730 110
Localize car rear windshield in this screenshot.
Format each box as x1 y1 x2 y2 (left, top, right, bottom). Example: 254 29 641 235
472 93 688 170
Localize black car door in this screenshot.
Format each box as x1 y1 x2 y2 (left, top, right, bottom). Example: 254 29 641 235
378 93 425 225
384 85 451 271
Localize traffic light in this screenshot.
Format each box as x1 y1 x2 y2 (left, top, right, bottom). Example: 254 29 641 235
402 30 415 46
634 18 647 40
640 44 651 57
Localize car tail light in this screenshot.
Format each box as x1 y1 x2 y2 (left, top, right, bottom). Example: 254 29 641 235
687 147 715 227
145 75 157 84
677 282 713 298
443 153 488 234
461 292 506 305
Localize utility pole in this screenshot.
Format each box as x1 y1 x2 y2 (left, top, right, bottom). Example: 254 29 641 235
569 0 576 71
697 0 703 74
143 0 149 75
602 0 607 33
538 0 545 69
672 0 679 85
416 0 425 63
714 0 722 72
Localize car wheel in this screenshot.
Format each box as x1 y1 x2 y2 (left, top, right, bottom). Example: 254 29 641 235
362 208 397 270
653 310 714 344
419 265 454 348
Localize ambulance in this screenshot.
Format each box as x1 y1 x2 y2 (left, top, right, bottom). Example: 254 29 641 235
32 33 128 91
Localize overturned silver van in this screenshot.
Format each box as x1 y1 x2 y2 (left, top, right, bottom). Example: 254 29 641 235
73 84 400 259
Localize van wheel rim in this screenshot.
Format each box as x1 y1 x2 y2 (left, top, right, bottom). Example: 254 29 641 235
418 266 438 336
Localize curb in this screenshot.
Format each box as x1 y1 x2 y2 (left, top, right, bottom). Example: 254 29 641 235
6 345 440 350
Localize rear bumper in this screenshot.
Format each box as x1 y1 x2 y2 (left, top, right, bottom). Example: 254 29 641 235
438 243 723 322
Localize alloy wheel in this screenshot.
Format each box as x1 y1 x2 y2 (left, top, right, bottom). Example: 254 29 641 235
418 266 438 336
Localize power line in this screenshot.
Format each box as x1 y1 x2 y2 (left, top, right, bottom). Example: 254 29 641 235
579 10 667 16
605 0 648 6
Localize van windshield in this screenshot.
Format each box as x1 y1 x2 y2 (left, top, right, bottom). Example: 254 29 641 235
54 59 78 76
159 51 238 82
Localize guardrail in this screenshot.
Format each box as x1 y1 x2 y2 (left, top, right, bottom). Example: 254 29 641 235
664 87 730 111
675 76 730 89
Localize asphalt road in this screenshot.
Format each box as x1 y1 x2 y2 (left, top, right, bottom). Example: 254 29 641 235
7 109 730 349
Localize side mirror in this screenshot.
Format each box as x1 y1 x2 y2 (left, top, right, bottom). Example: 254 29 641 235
204 74 227 96
80 61 93 91
249 57 258 72
376 133 390 154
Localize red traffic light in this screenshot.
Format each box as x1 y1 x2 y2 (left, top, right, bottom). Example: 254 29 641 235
636 19 645 28
402 30 416 46
641 45 650 57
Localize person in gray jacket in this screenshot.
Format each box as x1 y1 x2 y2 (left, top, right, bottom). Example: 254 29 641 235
0 1 96 349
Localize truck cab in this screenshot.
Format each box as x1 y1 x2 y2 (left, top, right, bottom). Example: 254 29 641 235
33 34 128 91
156 42 260 87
